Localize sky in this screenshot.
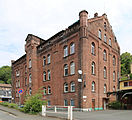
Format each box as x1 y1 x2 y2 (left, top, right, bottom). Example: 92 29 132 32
0 0 132 67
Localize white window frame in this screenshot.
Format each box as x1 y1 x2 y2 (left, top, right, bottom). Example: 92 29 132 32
104 67 107 78
29 74 32 84
47 54 50 64
64 99 68 106
98 29 102 39
104 34 107 43
70 99 75 106
48 86 51 94
48 70 51 80
92 62 95 75
64 64 68 76
104 84 107 93
43 72 46 81
64 83 68 93
29 59 32 68
92 81 95 92
70 62 75 75
91 42 95 55
44 87 46 95
70 43 75 54
71 82 75 92
64 46 68 57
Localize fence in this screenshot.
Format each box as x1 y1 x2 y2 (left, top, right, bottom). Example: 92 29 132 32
42 105 73 120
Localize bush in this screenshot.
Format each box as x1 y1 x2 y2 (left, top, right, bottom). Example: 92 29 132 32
108 101 121 109
8 103 18 109
23 93 45 114
130 74 132 79
0 102 9 106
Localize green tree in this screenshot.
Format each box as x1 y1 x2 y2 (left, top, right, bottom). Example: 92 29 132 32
0 66 11 84
120 52 132 75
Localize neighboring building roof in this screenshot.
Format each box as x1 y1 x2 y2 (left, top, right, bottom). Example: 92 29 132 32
0 84 12 88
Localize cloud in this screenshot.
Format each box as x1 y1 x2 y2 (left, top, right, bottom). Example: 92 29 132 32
0 0 132 67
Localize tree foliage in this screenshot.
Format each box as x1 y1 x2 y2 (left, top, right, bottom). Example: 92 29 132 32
0 66 11 84
121 52 132 75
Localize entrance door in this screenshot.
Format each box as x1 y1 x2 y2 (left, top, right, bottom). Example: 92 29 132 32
92 99 95 110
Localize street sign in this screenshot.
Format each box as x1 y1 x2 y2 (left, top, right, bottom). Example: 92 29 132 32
18 89 23 94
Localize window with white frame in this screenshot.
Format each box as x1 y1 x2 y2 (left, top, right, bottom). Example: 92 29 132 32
70 43 75 54
71 82 75 92
47 54 50 64
109 38 111 46
48 86 51 94
104 34 107 43
64 99 68 106
92 81 95 92
104 84 107 93
103 50 107 61
98 29 102 39
113 71 116 81
91 42 95 55
48 70 51 80
29 74 32 84
92 62 95 75
44 87 46 95
43 56 46 66
70 99 75 106
113 86 116 92
43 72 46 81
64 64 68 76
104 67 107 78
29 59 32 68
70 62 75 75
113 56 116 66
29 88 32 96
64 46 68 57
64 83 68 93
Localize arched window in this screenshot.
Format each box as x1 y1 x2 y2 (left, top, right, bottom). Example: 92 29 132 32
43 56 46 66
109 38 111 46
113 86 116 92
64 46 68 57
98 29 102 39
104 67 107 78
71 82 75 92
48 70 51 80
70 62 75 75
29 59 32 68
104 34 107 43
44 87 46 95
104 84 107 93
47 54 51 64
64 64 68 76
64 83 68 93
113 71 116 81
70 43 75 54
92 62 95 75
103 50 107 61
29 88 32 96
92 81 95 92
48 86 51 94
91 42 95 55
43 72 46 81
113 56 116 66
29 74 32 83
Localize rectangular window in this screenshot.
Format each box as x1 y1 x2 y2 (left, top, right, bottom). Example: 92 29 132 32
48 100 51 106
70 100 75 106
43 56 46 66
29 74 32 84
70 43 75 54
48 70 51 80
64 99 68 106
98 29 101 39
124 82 128 87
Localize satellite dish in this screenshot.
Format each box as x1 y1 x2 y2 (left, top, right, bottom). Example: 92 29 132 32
78 70 82 75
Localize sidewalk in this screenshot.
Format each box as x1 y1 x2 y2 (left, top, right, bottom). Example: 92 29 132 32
0 105 64 120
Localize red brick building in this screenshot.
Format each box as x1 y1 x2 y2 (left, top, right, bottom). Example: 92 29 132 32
11 10 120 110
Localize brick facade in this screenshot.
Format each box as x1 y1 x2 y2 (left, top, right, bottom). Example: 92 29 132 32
11 10 120 110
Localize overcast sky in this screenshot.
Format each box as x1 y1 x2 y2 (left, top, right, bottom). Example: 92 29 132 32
0 0 132 67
